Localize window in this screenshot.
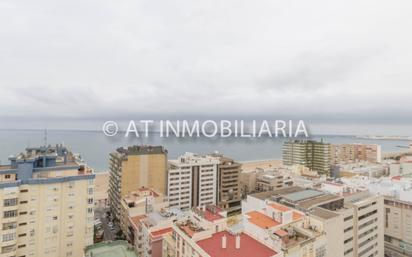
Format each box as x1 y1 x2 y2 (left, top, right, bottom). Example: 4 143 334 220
3 210 18 218
2 233 16 242
3 222 17 230
4 198 18 207
5 174 11 179
344 215 353 222
1 245 15 254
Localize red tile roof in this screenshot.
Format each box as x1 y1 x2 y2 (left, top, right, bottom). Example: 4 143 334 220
247 211 280 229
197 231 277 257
269 203 290 212
292 212 303 221
203 209 225 222
150 227 173 238
129 215 146 229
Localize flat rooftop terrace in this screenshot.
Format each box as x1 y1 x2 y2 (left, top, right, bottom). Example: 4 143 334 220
282 189 324 202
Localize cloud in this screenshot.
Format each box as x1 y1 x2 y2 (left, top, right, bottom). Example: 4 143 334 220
0 0 411 134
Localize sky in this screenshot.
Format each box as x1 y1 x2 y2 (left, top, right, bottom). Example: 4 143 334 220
1 0 412 135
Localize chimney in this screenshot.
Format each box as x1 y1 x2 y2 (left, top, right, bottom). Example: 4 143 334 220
222 234 227 249
235 234 241 249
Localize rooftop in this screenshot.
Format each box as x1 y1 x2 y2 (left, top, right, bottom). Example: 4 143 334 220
309 207 339 220
246 211 280 229
269 203 290 212
150 227 173 238
197 231 277 257
250 186 303 200
84 241 137 257
128 215 146 229
114 145 167 156
195 205 225 222
282 189 324 202
176 219 205 238
297 194 342 210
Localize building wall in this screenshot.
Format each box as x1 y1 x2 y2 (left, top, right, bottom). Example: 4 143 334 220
121 154 167 197
109 147 167 219
0 177 94 257
384 198 412 257
283 140 331 175
168 154 219 210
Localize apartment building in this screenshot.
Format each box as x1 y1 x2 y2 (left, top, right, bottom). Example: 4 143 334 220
384 198 412 257
167 153 219 210
108 145 168 219
170 205 279 257
240 167 293 196
332 162 388 178
0 144 95 257
336 175 412 256
283 140 331 175
170 200 328 257
208 153 242 215
244 186 384 257
119 187 168 243
330 144 382 164
128 208 185 257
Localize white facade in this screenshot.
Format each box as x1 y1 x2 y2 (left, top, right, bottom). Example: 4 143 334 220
168 153 219 209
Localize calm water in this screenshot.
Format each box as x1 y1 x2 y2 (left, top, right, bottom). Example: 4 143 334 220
0 129 409 172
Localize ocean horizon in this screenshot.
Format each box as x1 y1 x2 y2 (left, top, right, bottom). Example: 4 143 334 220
0 129 409 172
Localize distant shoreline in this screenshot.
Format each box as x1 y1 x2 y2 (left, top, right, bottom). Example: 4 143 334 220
356 135 412 141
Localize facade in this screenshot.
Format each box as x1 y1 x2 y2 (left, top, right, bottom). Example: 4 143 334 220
119 187 168 243
332 162 388 178
0 144 95 257
330 144 382 164
208 153 242 214
244 186 384 257
108 145 168 219
167 153 219 210
240 168 293 196
282 140 331 175
334 175 412 256
384 198 412 257
128 208 185 257
256 168 293 192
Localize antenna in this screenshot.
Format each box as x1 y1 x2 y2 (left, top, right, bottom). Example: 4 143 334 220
44 129 48 147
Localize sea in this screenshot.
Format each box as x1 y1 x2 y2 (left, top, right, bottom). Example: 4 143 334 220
0 129 409 172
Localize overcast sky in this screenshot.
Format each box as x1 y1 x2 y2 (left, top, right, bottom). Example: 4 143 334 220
1 0 412 135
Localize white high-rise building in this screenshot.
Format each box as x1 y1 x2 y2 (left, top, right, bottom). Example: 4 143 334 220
167 153 219 210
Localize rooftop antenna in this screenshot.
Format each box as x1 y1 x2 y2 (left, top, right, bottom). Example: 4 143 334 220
44 129 48 147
